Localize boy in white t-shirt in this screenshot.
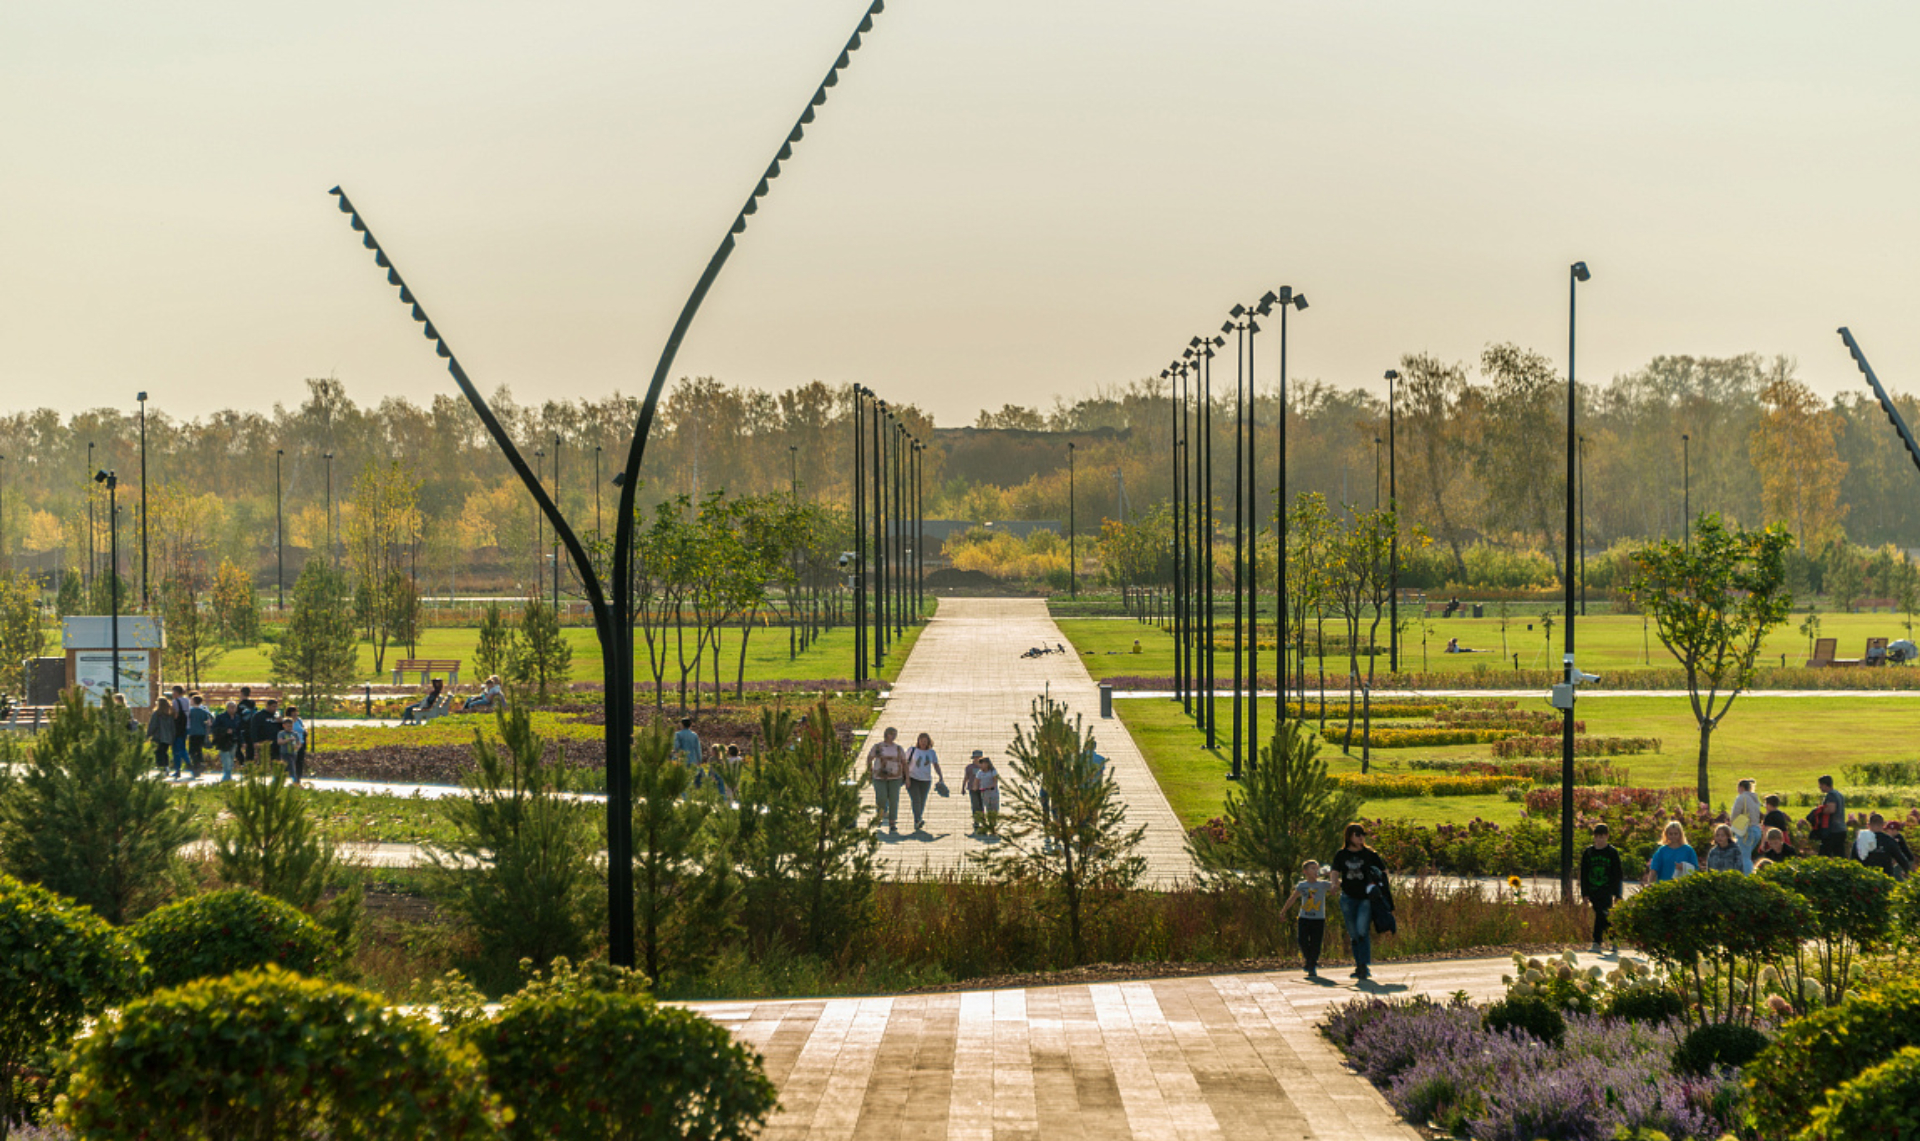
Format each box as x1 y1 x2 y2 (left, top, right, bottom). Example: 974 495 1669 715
1278 860 1334 980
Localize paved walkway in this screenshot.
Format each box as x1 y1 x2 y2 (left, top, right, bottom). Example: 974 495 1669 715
861 599 1195 885
684 953 1560 1141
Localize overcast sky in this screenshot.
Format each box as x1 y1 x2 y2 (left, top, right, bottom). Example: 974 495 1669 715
4 1 1917 426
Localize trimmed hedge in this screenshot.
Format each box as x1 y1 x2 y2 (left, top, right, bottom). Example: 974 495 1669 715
1746 980 1920 1138
61 965 500 1139
1320 726 1520 749
130 888 336 992
469 988 776 1139
1799 1045 1920 1141
1331 772 1518 799
1671 1022 1768 1076
1491 735 1662 758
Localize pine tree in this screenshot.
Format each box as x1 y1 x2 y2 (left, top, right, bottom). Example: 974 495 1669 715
270 560 359 716
55 569 84 619
511 597 572 700
1188 722 1362 916
474 602 516 683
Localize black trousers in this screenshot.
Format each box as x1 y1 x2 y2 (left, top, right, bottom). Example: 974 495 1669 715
1586 894 1614 943
1297 917 1326 971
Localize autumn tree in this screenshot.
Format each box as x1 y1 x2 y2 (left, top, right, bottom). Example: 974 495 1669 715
158 579 223 688
1750 375 1848 548
343 459 421 673
210 557 260 645
0 571 46 698
1629 514 1794 804
271 560 358 716
1473 343 1566 577
1393 353 1479 579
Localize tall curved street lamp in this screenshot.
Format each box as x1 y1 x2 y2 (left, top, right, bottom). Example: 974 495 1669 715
137 392 149 606
1271 287 1306 726
329 0 889 969
1385 368 1399 671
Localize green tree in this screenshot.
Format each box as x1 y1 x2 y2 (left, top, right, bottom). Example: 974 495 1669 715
209 556 259 645
429 707 602 989
1629 513 1794 803
54 569 84 620
1189 722 1360 922
157 579 223 689
974 691 1147 963
86 568 130 617
1611 871 1814 1028
510 596 573 700
630 725 737 986
473 601 516 683
383 567 422 659
0 692 194 925
270 559 358 716
211 763 363 953
0 571 46 699
343 459 421 674
0 873 148 1140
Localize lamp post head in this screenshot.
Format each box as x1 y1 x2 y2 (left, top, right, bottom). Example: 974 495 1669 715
1384 369 1399 381
1572 261 1591 282
137 391 147 403
1292 293 1309 310
276 449 283 457
1257 289 1279 314
1229 304 1246 319
1211 334 1225 348
611 472 627 488
1221 320 1235 335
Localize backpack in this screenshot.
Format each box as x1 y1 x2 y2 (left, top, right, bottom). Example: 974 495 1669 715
1865 832 1913 874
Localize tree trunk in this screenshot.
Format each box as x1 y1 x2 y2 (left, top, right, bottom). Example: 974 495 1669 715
1696 718 1714 806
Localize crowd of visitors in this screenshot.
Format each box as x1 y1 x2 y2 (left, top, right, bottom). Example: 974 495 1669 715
132 684 306 785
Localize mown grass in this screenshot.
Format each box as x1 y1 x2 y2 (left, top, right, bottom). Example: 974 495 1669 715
1115 692 1920 829
176 782 476 848
1060 610 1920 683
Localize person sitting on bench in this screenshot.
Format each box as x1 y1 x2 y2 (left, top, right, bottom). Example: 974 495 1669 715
1443 597 1462 618
462 675 505 712
403 678 444 723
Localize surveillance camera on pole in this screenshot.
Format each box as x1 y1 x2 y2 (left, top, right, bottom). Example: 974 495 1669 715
1550 654 1600 709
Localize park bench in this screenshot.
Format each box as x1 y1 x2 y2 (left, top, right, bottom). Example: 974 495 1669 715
392 659 461 686
1806 638 1837 668
197 686 283 707
399 692 453 726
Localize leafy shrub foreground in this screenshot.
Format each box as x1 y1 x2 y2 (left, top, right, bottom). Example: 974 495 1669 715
1323 996 1737 1140
130 888 337 993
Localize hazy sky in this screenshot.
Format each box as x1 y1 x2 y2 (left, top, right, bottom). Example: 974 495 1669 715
5 1 1918 427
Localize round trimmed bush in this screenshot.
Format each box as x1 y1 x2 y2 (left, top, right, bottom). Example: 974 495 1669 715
1746 979 1920 1138
1482 994 1565 1046
61 965 499 1139
1602 985 1686 1024
130 887 335 991
0 873 147 1128
1671 1021 1770 1076
1612 870 1814 968
1758 856 1896 947
467 988 776 1139
1797 1045 1920 1141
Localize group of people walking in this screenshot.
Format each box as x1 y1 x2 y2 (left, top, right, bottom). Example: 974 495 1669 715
134 685 307 783
862 727 1003 836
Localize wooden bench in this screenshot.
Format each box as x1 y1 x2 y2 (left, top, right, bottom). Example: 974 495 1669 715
400 692 453 726
1807 637 1838 668
196 686 283 707
391 659 461 686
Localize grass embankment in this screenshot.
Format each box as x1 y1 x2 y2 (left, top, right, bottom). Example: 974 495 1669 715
1058 611 1919 683
1114 693 1920 830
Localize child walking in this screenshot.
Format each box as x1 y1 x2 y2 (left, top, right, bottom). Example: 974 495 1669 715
1580 823 1625 954
1277 860 1335 980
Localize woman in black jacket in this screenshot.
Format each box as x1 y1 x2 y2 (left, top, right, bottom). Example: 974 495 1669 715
1329 823 1388 981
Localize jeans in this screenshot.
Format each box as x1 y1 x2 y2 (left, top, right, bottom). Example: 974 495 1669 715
873 778 904 828
1297 917 1326 972
218 748 235 781
906 777 933 829
1339 893 1373 969
1738 825 1762 861
186 735 205 776
172 735 189 765
287 747 306 783
1587 894 1614 944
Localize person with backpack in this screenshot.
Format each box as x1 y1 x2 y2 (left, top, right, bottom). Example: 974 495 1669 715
1857 813 1913 877
1580 823 1625 954
1809 776 1848 857
210 700 240 782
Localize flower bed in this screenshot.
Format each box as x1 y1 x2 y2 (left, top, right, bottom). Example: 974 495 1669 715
1492 735 1662 758
1432 709 1569 733
1321 726 1521 749
1406 758 1627 786
1522 785 1697 819
1331 772 1520 799
1323 992 1742 1139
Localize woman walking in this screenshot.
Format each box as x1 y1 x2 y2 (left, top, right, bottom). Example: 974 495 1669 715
865 726 909 834
1645 822 1700 883
1704 822 1752 873
964 751 1000 835
904 732 945 834
1328 823 1388 982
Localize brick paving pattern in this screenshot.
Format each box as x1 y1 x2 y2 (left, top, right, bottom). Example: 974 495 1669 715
687 954 1539 1140
861 598 1195 886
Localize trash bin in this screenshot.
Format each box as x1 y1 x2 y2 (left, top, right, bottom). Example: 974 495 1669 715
1099 682 1114 719
1472 604 1485 619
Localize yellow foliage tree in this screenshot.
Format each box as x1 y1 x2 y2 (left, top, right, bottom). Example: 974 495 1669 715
1748 377 1847 547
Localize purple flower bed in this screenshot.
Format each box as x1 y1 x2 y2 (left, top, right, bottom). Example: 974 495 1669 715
1327 998 1743 1140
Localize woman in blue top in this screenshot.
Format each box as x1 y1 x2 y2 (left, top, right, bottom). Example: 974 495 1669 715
1644 821 1700 883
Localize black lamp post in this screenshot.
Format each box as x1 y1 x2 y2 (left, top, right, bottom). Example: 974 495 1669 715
1226 311 1248 779
86 442 95 589
873 400 887 666
275 449 285 612
533 448 545 599
1067 441 1077 600
1560 259 1591 904
1579 434 1588 617
1166 363 1188 715
852 385 867 684
1273 287 1307 721
552 436 561 610
594 445 603 535
137 391 149 606
1682 433 1691 547
95 470 120 697
1385 368 1399 672
324 452 334 569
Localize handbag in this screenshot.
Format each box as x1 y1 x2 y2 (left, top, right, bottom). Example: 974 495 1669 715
934 779 950 798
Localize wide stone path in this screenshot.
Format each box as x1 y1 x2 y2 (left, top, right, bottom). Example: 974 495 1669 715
861 598 1194 885
685 953 1542 1140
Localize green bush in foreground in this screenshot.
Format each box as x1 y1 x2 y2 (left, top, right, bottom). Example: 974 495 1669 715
1671 1021 1769 1076
130 888 336 992
61 966 499 1140
1758 856 1896 1007
0 874 146 1139
468 988 775 1140
1746 979 1920 1138
1611 870 1813 1027
1482 994 1565 1046
1798 1045 1920 1141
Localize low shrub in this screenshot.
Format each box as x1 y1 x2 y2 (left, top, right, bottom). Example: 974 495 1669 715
1329 772 1516 799
1612 872 1815 1027
1431 709 1572 733
1407 757 1627 785
1895 876 1920 946
1492 735 1663 758
130 888 336 992
469 989 776 1139
1321 726 1520 749
1799 1045 1920 1141
1843 759 1920 786
1745 979 1920 1138
1604 985 1686 1025
1758 857 1897 1007
1483 994 1566 1045
1671 1021 1769 1076
60 966 499 1139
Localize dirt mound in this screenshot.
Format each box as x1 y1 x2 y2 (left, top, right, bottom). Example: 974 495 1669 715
925 567 1033 596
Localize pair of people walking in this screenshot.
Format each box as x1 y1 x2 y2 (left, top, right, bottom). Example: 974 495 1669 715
864 727 948 835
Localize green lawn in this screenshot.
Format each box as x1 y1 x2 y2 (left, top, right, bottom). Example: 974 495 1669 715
1115 692 1920 830
170 619 920 689
1060 609 1916 682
